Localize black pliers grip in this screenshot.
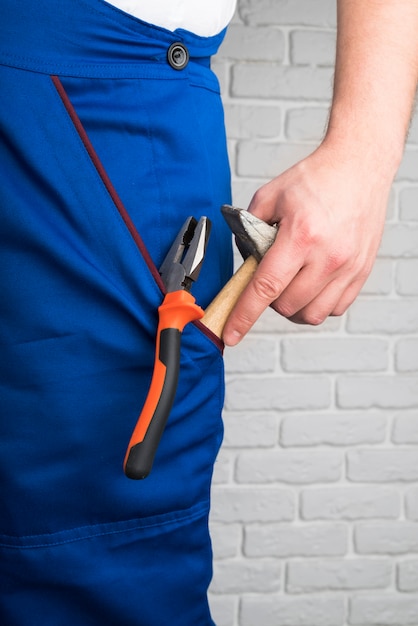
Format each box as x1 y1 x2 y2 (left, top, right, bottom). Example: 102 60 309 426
124 217 211 479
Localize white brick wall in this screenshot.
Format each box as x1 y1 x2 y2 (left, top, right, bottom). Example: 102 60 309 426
210 1 418 625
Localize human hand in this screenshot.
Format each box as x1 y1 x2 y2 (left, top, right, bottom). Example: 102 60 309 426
222 143 392 346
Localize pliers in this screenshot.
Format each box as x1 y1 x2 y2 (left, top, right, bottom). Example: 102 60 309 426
124 216 211 480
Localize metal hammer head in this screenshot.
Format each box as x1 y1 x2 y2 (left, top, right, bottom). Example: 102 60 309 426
221 205 278 262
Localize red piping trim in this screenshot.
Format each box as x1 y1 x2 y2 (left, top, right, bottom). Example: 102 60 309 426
50 75 224 353
195 320 224 353
51 75 165 292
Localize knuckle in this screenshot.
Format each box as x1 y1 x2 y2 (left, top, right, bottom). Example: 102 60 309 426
291 213 324 250
251 185 269 205
273 299 296 319
231 309 253 329
253 274 284 302
302 311 326 326
296 223 320 249
249 183 276 211
295 303 328 326
323 248 353 275
331 304 347 317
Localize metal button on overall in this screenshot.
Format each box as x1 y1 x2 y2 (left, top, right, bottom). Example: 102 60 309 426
167 42 189 70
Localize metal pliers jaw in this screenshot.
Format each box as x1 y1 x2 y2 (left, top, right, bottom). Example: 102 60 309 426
160 216 211 293
124 216 211 480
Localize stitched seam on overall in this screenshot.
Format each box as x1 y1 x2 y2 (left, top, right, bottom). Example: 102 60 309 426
0 502 210 549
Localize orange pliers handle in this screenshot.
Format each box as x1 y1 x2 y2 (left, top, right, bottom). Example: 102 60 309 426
123 290 203 479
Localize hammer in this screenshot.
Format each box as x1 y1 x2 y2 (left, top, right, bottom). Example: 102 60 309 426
201 205 278 339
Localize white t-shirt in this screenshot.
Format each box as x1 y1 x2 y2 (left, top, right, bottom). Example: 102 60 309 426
105 0 237 37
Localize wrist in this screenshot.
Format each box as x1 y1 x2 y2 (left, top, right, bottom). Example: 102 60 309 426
321 110 405 182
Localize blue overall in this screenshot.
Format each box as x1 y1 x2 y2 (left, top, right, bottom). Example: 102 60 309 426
0 1 233 624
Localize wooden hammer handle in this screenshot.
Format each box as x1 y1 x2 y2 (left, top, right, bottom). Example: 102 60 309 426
200 255 258 339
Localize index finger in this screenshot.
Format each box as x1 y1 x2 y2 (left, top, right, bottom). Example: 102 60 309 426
222 228 304 346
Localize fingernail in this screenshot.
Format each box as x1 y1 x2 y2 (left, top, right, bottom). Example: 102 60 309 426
224 329 242 347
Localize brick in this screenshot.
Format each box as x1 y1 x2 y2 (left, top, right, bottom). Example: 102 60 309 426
225 375 331 411
222 411 279 448
208 594 237 626
398 559 418 592
386 186 397 220
396 338 418 371
347 299 418 334
211 59 228 94
281 338 388 372
361 259 393 295
349 593 418 625
290 30 336 66
244 523 348 558
212 450 234 484
301 487 400 520
231 178 271 208
392 411 418 444
236 449 342 484
399 187 418 221
408 113 418 144
285 107 329 142
396 148 418 182
396 260 418 295
236 140 312 177
220 24 285 61
252 305 343 333
348 449 418 482
379 224 418 257
355 522 418 555
211 559 281 593
286 559 391 593
226 137 236 172
224 338 277 373
210 523 242 560
231 64 334 100
241 595 345 626
280 412 387 447
405 487 418 521
224 103 282 139
338 374 418 409
239 0 337 28
210 486 295 523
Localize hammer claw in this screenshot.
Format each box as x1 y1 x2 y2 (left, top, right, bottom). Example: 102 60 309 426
200 205 279 339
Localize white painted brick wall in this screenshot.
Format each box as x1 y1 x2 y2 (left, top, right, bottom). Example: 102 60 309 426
209 1 418 625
